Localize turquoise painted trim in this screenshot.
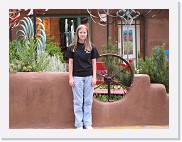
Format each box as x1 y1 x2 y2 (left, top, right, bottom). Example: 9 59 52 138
89 17 92 41
77 17 81 25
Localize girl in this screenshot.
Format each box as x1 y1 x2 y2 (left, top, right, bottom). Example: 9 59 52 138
65 24 99 129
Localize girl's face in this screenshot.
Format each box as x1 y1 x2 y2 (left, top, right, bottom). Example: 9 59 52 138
78 27 87 41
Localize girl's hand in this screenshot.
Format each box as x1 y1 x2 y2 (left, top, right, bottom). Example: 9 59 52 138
69 78 75 87
91 77 96 86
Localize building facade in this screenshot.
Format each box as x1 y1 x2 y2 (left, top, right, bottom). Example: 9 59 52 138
10 9 169 64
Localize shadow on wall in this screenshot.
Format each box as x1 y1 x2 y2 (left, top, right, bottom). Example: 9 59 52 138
9 72 169 129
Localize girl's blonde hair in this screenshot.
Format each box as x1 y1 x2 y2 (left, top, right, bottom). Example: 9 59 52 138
70 24 92 52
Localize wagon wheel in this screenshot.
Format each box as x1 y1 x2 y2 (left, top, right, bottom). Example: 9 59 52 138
94 53 134 102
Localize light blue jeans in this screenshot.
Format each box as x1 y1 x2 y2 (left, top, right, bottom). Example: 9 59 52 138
72 76 94 128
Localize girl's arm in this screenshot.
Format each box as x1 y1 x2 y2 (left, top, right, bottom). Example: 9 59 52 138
91 58 97 86
68 58 74 87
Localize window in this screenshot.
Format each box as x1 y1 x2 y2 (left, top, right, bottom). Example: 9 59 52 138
118 19 140 67
58 16 90 59
59 16 91 52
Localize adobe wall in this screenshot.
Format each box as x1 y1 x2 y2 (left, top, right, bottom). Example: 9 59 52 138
9 72 169 129
145 9 169 56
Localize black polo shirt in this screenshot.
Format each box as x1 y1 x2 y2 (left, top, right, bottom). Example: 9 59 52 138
65 42 99 77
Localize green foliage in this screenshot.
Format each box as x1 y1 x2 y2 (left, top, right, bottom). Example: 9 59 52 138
101 37 117 54
45 34 64 63
116 69 133 87
9 40 19 62
11 16 66 72
94 94 124 102
9 38 51 72
137 43 169 92
9 38 66 72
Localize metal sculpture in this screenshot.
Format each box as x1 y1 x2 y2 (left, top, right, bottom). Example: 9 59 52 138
9 9 21 29
9 9 48 29
16 17 46 54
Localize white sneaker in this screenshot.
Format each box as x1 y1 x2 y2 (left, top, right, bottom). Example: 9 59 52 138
85 126 93 129
76 126 83 129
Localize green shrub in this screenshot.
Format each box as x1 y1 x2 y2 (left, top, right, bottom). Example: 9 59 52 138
45 35 64 63
137 44 169 92
9 38 67 72
9 38 50 72
101 37 118 54
93 94 124 102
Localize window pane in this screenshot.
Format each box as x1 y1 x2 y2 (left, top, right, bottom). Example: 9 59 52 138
59 16 91 60
136 20 140 24
59 18 77 48
118 18 140 69
123 25 135 57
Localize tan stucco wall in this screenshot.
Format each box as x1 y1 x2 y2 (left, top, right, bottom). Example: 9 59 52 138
9 72 169 129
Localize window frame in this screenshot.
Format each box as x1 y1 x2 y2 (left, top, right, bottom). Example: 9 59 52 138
117 19 141 67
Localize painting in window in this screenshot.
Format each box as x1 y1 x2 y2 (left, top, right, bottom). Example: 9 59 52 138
122 25 135 58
